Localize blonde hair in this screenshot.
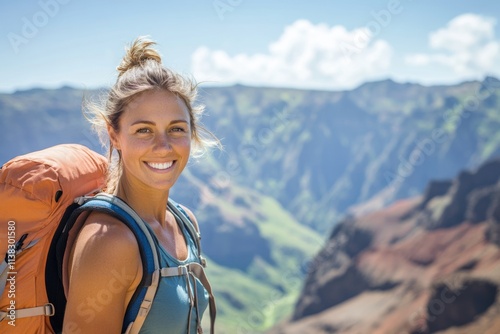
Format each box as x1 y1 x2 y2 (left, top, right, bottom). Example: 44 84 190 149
85 36 220 193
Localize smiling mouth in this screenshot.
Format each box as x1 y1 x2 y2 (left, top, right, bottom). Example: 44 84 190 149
146 161 174 170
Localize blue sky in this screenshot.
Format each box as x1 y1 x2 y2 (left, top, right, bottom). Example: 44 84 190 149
1 0 500 93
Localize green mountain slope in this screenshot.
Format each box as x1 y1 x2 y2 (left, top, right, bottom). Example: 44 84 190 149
173 171 323 332
194 78 500 232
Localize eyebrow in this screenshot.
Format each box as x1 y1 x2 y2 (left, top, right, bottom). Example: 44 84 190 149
131 119 189 126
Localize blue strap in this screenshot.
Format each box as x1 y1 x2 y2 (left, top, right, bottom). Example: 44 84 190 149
70 197 158 333
167 199 203 261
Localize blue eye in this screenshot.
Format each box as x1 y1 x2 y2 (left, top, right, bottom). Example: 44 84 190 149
172 127 186 133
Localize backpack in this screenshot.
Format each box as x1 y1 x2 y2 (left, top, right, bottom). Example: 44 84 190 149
0 144 216 334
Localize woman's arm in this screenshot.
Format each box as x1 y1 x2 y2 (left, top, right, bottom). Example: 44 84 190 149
63 212 142 334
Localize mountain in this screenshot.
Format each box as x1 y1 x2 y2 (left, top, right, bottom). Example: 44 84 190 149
270 159 500 333
1 77 500 332
3 78 500 233
194 77 500 233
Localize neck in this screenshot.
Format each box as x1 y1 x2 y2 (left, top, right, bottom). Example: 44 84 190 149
114 175 170 227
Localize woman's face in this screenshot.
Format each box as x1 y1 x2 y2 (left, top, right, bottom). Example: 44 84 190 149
109 89 192 193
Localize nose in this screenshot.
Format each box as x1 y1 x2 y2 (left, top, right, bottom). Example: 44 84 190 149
152 132 172 154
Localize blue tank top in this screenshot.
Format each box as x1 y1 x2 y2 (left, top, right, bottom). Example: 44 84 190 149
139 211 209 334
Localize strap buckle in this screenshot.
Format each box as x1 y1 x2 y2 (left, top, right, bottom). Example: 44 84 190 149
200 256 207 268
44 303 55 317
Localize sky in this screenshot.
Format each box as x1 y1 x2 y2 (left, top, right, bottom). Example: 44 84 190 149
1 0 500 93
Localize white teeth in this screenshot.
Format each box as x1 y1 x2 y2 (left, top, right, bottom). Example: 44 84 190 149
147 161 173 170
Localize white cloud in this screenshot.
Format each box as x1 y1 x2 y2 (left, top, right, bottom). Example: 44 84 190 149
406 14 500 77
191 19 392 90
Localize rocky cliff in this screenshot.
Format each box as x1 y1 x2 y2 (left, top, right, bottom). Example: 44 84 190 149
271 159 500 333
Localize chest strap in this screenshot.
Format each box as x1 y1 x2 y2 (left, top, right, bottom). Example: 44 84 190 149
161 263 216 334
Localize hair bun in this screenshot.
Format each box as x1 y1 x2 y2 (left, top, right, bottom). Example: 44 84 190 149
116 36 162 76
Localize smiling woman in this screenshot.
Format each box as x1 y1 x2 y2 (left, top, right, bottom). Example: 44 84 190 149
62 36 221 334
85 37 220 195
109 90 192 194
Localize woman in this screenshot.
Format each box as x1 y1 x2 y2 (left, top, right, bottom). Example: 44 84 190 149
63 37 219 333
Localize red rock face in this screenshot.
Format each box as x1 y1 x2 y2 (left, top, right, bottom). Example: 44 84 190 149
271 160 500 334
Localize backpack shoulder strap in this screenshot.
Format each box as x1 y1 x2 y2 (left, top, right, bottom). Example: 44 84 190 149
167 199 206 267
62 194 161 334
165 199 216 333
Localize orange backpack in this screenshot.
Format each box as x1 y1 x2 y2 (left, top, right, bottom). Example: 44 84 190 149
0 144 107 333
0 144 216 334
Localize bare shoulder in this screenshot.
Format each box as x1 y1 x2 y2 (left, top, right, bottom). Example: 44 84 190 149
67 211 142 287
64 211 142 332
71 211 141 272
178 204 200 232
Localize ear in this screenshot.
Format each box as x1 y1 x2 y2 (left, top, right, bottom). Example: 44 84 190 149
107 123 121 150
